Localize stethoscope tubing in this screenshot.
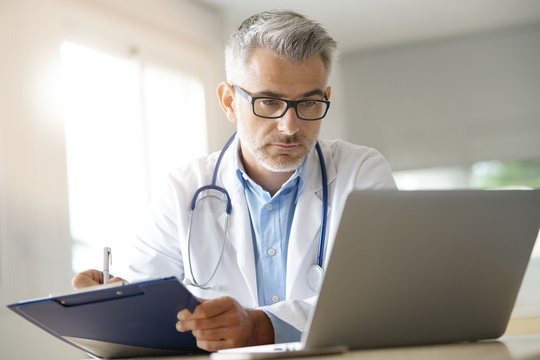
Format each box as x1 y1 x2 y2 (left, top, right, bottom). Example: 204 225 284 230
212 132 237 187
315 142 328 268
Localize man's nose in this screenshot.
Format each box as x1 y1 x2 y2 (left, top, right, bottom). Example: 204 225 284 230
276 107 299 135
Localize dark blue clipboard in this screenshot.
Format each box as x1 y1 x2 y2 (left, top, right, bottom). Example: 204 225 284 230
7 276 204 358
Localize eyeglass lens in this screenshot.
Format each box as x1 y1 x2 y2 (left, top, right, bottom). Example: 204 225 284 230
253 99 327 120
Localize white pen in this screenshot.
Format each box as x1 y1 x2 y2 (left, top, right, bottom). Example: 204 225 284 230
103 247 112 284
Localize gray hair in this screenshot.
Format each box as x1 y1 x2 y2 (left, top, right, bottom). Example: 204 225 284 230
225 10 338 83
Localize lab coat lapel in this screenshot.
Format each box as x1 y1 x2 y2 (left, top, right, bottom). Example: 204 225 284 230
286 188 322 296
216 137 259 306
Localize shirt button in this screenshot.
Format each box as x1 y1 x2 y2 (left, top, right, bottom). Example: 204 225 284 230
272 295 280 303
267 248 276 256
266 203 273 211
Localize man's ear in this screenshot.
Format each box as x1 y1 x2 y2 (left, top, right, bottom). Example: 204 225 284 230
325 86 332 100
217 82 237 124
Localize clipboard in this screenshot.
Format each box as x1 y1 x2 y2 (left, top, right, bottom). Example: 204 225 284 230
6 276 204 359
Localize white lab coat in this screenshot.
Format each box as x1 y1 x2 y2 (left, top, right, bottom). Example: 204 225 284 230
125 136 396 333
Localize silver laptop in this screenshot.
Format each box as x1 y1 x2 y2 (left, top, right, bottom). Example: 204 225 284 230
213 190 540 359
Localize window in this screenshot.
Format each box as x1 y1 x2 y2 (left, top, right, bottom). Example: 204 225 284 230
61 41 207 274
470 159 540 189
392 166 470 190
393 160 540 317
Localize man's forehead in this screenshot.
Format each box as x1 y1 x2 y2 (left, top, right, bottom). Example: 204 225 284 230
240 48 328 96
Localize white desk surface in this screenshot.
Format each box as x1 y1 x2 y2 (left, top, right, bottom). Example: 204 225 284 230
115 334 540 360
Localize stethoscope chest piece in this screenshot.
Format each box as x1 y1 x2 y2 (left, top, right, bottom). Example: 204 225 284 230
307 264 324 292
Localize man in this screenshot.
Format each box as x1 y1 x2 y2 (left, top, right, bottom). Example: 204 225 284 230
73 10 396 352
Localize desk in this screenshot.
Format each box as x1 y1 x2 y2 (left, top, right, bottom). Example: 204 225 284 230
114 334 540 360
328 335 540 360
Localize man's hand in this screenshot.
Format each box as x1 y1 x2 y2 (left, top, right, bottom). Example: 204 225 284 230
71 269 126 289
176 296 274 351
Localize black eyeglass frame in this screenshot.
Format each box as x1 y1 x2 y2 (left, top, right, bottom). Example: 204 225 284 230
232 84 330 121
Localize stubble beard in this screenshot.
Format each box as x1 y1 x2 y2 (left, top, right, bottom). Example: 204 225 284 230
237 121 318 173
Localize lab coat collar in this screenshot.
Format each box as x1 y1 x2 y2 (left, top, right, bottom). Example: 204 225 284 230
303 140 337 194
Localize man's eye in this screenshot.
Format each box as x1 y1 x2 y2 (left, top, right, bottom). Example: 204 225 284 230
301 101 316 107
261 99 280 106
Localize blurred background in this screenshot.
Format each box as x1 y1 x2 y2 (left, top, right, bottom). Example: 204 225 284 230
1 0 539 358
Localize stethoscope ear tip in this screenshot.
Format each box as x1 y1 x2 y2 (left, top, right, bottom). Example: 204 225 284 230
183 278 193 286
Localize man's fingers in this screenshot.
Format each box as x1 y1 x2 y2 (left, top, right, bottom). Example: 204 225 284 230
71 269 103 289
177 298 230 324
176 297 237 332
191 326 235 342
108 276 126 284
177 309 192 321
71 275 96 289
71 270 125 289
177 312 235 332
175 296 263 351
195 339 233 352
191 297 236 319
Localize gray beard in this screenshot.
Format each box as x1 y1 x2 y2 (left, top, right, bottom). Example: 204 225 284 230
236 122 317 173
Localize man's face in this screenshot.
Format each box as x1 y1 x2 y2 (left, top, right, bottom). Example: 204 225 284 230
233 48 330 174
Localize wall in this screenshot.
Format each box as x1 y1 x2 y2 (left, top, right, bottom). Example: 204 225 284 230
0 0 226 359
340 23 540 171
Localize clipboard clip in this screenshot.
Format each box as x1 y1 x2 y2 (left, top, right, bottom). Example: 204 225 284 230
55 282 141 307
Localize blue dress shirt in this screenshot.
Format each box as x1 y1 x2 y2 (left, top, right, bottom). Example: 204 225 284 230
235 157 306 343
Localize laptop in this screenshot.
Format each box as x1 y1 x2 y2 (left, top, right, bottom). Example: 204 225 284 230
213 190 540 359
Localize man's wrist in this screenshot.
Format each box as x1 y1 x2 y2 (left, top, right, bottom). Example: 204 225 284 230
247 309 275 346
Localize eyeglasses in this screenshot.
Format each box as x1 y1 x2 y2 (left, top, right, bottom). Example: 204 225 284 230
232 85 330 121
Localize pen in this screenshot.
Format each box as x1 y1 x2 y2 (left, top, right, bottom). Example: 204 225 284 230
103 247 112 284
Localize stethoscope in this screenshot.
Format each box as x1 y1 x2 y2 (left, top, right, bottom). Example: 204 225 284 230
183 132 328 292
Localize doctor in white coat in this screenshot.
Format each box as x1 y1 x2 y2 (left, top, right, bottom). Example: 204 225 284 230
73 10 396 352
